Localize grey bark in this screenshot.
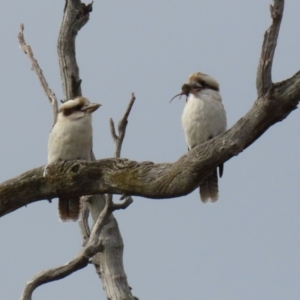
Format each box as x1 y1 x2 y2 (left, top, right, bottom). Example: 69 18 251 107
21 197 132 300
17 0 136 299
57 1 136 299
1 0 299 299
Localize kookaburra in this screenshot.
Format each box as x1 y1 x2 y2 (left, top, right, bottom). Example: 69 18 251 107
172 72 227 202
48 96 101 221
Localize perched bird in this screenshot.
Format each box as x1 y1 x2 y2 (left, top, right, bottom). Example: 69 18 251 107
48 96 101 221
173 72 227 202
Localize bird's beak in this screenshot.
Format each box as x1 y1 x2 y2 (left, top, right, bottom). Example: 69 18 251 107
81 103 101 113
170 82 202 103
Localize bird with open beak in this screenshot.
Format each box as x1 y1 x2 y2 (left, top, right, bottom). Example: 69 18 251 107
171 72 227 202
48 96 101 221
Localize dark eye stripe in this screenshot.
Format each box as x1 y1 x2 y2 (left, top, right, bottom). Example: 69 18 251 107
63 109 73 116
61 103 84 116
200 81 219 91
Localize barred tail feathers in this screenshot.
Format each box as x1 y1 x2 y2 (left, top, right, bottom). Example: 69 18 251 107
58 197 81 221
199 169 219 203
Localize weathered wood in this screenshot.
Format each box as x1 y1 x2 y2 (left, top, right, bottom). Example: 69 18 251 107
57 1 136 299
2 70 300 215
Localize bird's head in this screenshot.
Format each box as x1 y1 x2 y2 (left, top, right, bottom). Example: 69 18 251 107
169 72 219 102
59 97 101 120
188 72 219 92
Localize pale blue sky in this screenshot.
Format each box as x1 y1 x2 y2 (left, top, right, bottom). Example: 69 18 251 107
1 1 300 299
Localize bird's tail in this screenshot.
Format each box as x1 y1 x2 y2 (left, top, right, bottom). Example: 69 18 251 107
199 168 219 203
58 197 81 221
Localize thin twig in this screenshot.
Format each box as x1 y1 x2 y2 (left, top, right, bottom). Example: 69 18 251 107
109 118 118 142
110 93 136 158
118 93 136 132
18 23 59 126
109 93 136 205
20 197 132 300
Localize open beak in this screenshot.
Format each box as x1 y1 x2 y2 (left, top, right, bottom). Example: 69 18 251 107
81 103 101 113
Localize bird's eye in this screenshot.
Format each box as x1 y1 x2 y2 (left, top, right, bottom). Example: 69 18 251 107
74 104 82 110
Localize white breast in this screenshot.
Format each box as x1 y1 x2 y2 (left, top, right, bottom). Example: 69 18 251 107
181 89 227 149
48 115 92 163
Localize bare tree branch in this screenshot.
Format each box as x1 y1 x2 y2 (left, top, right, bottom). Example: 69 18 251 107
1 64 299 215
6 0 299 298
18 24 59 125
274 70 300 103
108 92 136 201
2 45 300 215
86 193 135 300
20 197 132 300
87 94 136 298
109 119 118 143
256 0 284 96
57 0 93 100
4 0 300 216
110 93 136 158
57 1 136 299
78 195 92 246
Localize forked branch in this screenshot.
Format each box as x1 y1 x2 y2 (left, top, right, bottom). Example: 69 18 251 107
57 1 136 299
20 197 132 300
110 93 136 161
5 0 300 298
